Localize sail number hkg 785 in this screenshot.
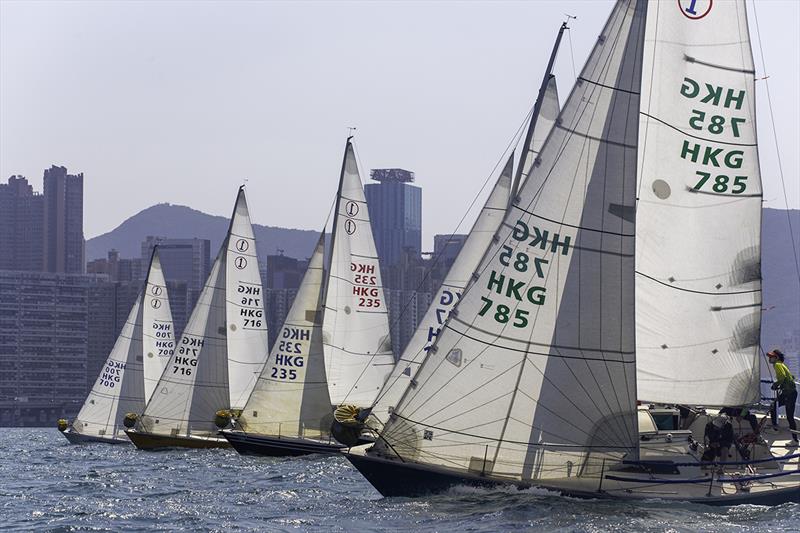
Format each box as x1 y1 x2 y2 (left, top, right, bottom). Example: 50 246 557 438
479 220 572 327
679 76 751 195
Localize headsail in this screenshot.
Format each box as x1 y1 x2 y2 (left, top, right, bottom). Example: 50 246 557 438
72 249 174 439
369 156 512 429
238 234 332 439
635 0 762 406
323 139 394 407
375 0 647 483
142 249 175 401
138 188 268 437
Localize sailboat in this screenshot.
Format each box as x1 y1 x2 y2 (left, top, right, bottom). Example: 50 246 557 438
222 137 394 455
222 234 339 455
125 187 269 449
59 248 175 444
346 0 800 505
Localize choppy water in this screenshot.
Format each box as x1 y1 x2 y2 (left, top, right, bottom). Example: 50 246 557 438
1 429 798 532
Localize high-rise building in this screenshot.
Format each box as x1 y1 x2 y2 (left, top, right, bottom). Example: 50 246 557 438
87 249 142 282
140 237 211 292
140 237 211 337
263 252 308 349
0 271 96 426
43 165 85 274
0 176 45 271
365 168 422 272
265 288 299 350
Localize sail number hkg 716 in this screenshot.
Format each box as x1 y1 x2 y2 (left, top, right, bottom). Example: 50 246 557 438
172 335 202 375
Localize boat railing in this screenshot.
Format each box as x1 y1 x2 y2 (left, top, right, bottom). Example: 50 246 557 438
605 469 800 485
622 452 800 468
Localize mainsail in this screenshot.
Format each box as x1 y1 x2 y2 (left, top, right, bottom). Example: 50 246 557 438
635 0 762 406
72 249 174 439
375 0 646 482
322 139 394 407
237 234 332 439
138 188 268 437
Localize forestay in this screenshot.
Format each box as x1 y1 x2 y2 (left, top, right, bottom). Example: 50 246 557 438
74 249 174 439
376 0 647 483
323 139 394 407
140 188 268 437
238 235 333 440
635 0 761 406
368 156 512 429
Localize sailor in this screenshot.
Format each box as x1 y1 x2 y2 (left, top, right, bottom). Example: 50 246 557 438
719 406 759 434
703 414 734 463
768 349 799 448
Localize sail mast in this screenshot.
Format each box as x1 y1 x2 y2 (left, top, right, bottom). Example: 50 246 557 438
509 21 568 205
321 136 353 307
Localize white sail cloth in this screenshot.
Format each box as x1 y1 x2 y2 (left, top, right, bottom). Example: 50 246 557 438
323 140 394 407
73 250 174 439
376 0 647 482
369 156 512 428
140 188 268 437
635 0 762 406
238 235 333 439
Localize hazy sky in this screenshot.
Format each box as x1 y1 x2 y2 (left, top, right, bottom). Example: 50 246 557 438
1 0 798 252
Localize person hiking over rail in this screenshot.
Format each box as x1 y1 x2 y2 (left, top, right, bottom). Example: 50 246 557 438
767 349 798 448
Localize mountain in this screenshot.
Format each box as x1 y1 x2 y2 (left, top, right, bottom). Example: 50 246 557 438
86 203 320 264
762 208 800 348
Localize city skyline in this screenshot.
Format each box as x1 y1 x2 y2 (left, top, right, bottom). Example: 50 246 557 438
2 0 798 251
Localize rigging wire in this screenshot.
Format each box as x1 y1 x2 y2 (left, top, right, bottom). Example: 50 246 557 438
565 15 578 82
752 1 800 285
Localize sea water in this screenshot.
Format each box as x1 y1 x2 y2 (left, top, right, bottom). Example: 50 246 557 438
1 429 797 532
